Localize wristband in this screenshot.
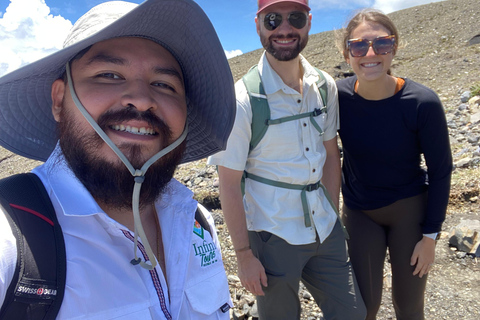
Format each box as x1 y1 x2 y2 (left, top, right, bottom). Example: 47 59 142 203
424 233 440 240
235 245 251 253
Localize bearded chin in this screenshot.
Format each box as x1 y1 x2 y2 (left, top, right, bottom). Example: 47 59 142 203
58 109 185 210
262 33 308 61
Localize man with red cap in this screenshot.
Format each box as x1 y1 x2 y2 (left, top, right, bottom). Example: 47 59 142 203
209 0 366 318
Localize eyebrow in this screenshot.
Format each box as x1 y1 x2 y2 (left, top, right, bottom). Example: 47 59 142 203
153 67 184 83
86 53 183 82
86 53 126 66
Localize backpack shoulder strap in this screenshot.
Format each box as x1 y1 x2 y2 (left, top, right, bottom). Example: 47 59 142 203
0 173 66 320
313 67 328 109
242 65 271 151
194 204 212 237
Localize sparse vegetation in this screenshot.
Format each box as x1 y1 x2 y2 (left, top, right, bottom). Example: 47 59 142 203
0 0 479 319
471 82 480 97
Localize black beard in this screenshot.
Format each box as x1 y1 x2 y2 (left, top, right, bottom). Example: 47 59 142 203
58 105 186 210
261 32 309 61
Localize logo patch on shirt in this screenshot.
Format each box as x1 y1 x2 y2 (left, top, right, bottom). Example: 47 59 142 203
193 220 204 239
193 240 218 267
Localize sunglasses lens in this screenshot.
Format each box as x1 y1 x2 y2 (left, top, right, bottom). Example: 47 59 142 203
348 36 395 57
288 12 307 29
373 37 395 55
264 13 282 31
264 12 307 31
349 40 370 57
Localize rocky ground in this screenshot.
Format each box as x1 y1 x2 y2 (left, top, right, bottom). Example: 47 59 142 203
179 0 480 318
0 0 479 319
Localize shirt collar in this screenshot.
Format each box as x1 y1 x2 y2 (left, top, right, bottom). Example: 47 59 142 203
258 52 320 95
33 145 103 217
33 144 195 219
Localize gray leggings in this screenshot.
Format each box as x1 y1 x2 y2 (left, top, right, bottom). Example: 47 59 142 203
342 193 428 320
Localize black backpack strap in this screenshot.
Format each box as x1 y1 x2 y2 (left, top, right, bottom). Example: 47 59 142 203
0 173 66 320
195 205 213 237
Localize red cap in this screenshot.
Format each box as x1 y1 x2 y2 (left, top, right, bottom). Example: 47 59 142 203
257 0 310 15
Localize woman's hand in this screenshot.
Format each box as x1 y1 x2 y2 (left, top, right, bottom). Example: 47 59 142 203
410 236 436 278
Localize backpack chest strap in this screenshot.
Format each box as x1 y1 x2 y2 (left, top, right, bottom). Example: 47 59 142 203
243 171 348 238
266 106 326 135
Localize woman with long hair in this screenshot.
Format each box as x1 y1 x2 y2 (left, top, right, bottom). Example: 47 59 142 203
337 9 453 320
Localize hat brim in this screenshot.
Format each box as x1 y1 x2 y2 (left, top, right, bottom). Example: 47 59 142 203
257 0 311 15
0 0 235 163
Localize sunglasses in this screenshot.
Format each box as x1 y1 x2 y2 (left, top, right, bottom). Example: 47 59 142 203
263 11 308 31
347 35 396 57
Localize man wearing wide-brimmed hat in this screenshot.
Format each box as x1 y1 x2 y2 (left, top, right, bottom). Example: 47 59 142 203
0 0 235 319
209 0 366 319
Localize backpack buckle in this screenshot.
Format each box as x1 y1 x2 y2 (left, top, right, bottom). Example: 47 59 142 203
305 182 321 192
312 107 326 117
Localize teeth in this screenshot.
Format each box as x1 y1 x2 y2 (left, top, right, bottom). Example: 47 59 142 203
277 40 292 44
363 63 379 67
111 125 156 135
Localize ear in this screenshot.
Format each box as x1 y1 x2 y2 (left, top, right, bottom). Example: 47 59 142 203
51 79 65 122
255 16 261 36
345 54 350 65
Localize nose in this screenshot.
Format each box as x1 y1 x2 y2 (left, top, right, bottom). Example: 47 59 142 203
276 15 293 33
120 80 157 112
365 45 377 57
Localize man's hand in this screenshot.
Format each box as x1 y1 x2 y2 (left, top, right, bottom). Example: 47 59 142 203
236 249 268 296
217 166 268 295
411 236 436 278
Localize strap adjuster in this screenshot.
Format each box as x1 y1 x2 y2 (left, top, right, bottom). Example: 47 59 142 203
312 108 322 117
305 182 321 192
311 107 327 117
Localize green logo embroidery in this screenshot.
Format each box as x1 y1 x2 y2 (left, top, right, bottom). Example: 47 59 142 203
193 220 204 239
193 240 218 267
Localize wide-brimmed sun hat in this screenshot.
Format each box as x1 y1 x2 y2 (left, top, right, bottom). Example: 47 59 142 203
0 0 235 163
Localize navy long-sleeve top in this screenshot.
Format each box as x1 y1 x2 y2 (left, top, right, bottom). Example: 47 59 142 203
337 76 453 233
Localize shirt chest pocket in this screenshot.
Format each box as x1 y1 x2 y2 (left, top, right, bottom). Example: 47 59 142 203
70 306 155 320
181 269 232 319
109 309 154 320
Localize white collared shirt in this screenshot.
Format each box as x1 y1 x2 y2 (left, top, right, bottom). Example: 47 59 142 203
0 147 231 319
208 52 339 245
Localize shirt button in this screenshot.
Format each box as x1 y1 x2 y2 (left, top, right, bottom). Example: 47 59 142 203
312 211 315 215
297 99 301 103
312 169 316 173
306 147 310 151
303 123 307 127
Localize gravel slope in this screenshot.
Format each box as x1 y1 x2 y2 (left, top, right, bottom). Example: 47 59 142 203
0 0 479 319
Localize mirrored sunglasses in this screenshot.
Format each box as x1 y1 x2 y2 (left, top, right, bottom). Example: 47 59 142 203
263 11 308 31
347 35 396 57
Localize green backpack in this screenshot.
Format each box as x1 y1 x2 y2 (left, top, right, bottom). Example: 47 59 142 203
238 65 348 237
242 64 328 151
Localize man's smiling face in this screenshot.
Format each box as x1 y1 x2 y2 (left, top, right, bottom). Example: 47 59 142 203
50 37 188 208
256 2 311 61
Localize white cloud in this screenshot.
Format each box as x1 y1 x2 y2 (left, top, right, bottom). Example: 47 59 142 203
372 0 445 14
0 0 72 77
225 49 243 59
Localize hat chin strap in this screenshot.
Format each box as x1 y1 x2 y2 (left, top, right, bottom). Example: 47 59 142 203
65 62 188 270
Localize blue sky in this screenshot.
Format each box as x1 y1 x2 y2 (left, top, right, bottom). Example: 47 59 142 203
0 0 445 76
